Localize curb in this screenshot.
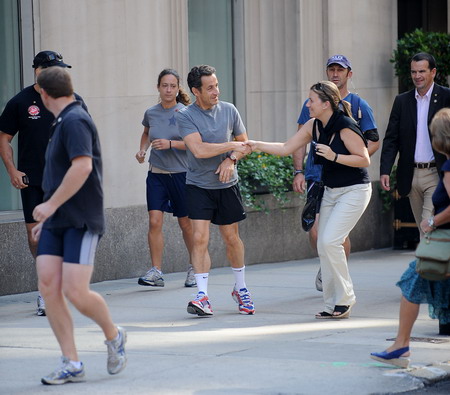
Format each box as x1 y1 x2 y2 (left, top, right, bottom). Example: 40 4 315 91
405 361 450 386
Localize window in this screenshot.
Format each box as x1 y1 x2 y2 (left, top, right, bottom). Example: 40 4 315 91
188 0 234 103
0 0 21 211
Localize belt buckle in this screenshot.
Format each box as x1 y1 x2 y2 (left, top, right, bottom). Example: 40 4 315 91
416 162 432 169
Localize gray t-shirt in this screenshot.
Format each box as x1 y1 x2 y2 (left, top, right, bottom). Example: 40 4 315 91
142 102 188 172
176 101 246 189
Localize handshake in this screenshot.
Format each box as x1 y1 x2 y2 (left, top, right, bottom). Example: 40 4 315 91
230 140 259 155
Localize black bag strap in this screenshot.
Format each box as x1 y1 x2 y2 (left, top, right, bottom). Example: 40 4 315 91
312 119 319 142
312 119 325 186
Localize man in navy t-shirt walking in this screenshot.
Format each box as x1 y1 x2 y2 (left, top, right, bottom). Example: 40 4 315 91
32 66 127 385
0 51 85 315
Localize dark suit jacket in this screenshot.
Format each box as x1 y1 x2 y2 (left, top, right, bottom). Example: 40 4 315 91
380 83 450 197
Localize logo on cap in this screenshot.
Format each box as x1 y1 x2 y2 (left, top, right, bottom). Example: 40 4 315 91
326 55 351 69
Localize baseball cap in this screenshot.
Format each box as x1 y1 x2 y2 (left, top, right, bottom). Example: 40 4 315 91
32 51 72 69
326 55 351 69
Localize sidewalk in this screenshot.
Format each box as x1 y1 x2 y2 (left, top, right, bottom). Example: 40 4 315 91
0 248 449 395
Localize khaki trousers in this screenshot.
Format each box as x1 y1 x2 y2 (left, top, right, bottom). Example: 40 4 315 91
408 167 439 238
317 183 372 313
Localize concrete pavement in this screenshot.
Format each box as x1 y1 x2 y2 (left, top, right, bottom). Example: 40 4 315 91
0 248 449 395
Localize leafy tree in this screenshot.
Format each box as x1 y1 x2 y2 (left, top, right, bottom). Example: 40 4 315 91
391 29 450 92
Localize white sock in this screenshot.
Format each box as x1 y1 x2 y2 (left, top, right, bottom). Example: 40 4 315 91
194 273 209 295
69 360 82 369
232 266 247 290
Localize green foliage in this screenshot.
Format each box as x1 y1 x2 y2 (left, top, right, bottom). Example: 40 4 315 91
378 166 397 213
391 29 450 91
238 152 295 210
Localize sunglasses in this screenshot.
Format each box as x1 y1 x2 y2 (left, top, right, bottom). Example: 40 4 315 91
313 82 333 104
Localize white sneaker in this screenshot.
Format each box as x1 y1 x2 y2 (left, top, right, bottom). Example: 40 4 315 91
138 267 164 287
315 268 323 292
37 295 46 316
105 326 127 375
184 266 196 287
41 356 85 385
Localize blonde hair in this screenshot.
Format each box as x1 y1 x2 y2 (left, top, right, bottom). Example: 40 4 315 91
310 80 353 119
430 108 450 155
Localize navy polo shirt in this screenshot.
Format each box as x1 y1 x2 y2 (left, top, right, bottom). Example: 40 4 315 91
43 101 104 234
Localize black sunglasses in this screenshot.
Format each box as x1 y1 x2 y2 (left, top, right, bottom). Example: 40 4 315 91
313 82 333 103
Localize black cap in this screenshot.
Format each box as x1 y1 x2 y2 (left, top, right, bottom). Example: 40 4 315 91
32 51 72 69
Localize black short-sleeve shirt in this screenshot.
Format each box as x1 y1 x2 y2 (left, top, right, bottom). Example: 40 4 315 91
42 101 104 234
0 84 86 185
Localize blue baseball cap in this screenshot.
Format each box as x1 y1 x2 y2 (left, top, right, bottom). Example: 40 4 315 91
326 55 351 69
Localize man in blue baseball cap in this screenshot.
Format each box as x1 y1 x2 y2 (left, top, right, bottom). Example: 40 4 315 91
292 54 379 292
0 50 84 316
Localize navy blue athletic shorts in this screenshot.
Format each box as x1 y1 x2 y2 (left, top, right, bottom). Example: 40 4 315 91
146 171 188 217
20 185 44 223
186 184 246 225
37 227 100 265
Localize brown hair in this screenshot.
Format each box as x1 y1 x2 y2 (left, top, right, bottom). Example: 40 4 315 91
36 66 73 98
157 68 191 106
310 80 353 119
430 108 450 155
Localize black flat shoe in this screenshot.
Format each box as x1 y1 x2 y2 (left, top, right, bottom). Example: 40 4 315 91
332 305 351 319
315 311 333 319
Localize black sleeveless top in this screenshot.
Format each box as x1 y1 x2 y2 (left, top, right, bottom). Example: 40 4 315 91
313 110 370 188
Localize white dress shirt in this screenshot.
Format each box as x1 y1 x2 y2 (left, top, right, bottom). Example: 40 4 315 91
414 83 435 163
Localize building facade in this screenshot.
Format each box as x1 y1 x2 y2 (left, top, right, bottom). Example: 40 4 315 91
0 0 448 295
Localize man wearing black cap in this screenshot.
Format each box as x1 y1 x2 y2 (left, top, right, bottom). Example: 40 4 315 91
292 54 379 292
0 51 85 316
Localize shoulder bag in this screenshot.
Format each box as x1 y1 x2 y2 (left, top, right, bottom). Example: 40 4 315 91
301 120 324 232
415 228 450 281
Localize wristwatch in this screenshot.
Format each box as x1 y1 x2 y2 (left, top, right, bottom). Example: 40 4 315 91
293 169 304 176
427 216 436 230
228 153 237 164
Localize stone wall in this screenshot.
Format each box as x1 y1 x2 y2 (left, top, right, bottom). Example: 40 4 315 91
0 184 393 296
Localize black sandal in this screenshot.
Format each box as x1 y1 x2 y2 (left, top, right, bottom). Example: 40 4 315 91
315 311 333 319
332 305 351 319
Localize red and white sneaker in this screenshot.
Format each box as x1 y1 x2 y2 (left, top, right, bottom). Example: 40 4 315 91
232 287 255 315
187 292 213 316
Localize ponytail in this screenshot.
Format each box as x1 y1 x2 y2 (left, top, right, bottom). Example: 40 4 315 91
177 86 191 106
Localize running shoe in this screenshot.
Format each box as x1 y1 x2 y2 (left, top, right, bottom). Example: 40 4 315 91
138 267 164 287
37 294 46 316
41 356 85 385
105 326 127 375
184 266 197 287
315 268 323 292
187 292 213 316
231 287 255 315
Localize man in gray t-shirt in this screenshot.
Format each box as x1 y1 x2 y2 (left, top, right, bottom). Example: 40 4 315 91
176 65 254 316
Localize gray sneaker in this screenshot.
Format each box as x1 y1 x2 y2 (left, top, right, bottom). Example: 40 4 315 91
184 266 196 287
138 267 164 287
41 356 85 385
105 326 127 375
37 294 46 316
315 268 323 292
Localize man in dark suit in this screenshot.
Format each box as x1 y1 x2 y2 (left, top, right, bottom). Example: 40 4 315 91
380 52 450 238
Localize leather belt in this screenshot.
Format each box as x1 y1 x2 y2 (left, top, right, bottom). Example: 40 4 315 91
414 162 436 169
